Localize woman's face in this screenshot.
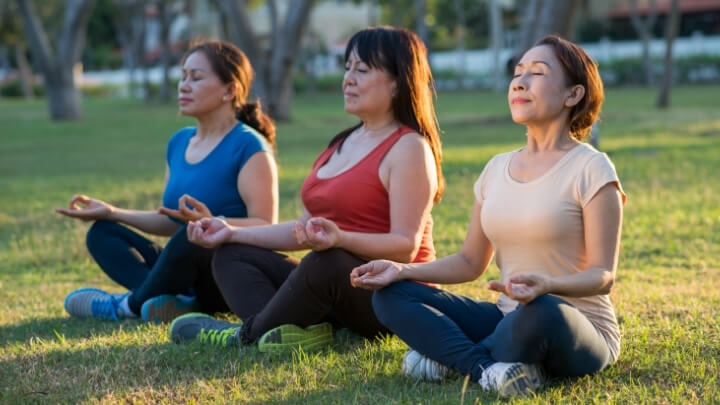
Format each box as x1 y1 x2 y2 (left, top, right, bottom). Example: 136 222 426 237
342 49 397 119
508 45 575 126
178 51 232 117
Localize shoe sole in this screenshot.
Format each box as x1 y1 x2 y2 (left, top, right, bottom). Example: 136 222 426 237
499 364 544 397
258 323 334 353
141 295 200 324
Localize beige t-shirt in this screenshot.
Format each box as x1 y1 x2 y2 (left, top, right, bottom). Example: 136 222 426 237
474 143 626 362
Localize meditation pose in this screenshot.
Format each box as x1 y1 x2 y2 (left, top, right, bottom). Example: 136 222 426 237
172 26 444 353
59 41 278 323
351 35 625 397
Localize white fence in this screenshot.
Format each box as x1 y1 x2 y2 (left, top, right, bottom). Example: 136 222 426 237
79 34 720 90
430 33 720 75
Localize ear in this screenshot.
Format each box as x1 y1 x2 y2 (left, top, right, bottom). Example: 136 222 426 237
564 85 585 108
390 80 398 98
223 83 238 103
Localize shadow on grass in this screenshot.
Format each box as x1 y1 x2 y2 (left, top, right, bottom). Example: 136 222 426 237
0 317 149 346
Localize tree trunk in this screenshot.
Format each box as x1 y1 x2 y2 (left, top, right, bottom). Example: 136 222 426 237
14 44 34 99
489 0 504 92
513 0 581 64
158 0 172 103
15 0 95 120
657 0 680 109
45 69 82 119
415 0 429 48
216 0 315 121
630 0 658 86
454 0 467 90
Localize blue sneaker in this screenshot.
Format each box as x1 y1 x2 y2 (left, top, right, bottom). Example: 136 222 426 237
64 288 132 321
141 294 201 323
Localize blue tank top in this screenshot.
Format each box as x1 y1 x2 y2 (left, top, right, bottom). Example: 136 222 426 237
162 123 271 222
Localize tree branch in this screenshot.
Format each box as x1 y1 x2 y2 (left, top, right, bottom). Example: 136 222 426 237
58 0 96 67
15 0 54 72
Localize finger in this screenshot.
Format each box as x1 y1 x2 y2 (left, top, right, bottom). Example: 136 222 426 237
183 194 205 210
69 194 90 207
159 207 186 221
509 274 534 285
488 280 506 294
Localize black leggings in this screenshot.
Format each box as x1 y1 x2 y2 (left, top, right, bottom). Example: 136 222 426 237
85 220 228 314
372 281 613 381
212 244 390 343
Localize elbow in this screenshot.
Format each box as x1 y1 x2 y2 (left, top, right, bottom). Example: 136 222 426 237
391 237 421 263
599 270 615 295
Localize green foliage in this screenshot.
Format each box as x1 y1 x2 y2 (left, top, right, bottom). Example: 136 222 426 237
599 54 720 86
0 86 719 403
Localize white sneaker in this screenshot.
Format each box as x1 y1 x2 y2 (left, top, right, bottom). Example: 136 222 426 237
479 362 545 397
402 349 451 382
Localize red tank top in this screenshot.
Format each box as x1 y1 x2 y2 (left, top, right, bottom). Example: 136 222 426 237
301 125 435 263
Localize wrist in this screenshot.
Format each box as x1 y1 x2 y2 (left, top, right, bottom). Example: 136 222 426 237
336 229 347 249
228 226 245 244
106 206 120 221
543 275 555 295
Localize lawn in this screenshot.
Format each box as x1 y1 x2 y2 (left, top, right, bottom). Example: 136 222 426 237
1 85 719 404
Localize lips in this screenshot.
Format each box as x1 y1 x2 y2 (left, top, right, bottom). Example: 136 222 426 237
178 98 193 104
511 97 530 105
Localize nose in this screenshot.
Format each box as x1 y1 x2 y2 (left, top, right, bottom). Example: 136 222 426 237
178 77 190 93
342 70 355 89
510 75 526 92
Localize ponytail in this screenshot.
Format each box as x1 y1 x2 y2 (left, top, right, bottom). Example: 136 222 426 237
236 101 276 148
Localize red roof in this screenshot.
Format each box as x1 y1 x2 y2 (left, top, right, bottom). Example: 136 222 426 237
607 0 720 18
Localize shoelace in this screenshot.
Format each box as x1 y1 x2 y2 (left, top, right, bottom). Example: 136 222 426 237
199 327 239 346
91 295 120 321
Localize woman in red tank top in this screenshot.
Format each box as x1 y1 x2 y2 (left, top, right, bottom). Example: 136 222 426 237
175 27 444 352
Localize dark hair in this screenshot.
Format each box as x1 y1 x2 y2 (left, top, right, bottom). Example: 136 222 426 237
533 35 604 141
183 40 276 147
330 26 444 203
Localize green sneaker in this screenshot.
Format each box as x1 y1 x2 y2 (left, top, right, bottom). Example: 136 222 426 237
169 312 242 347
257 322 334 353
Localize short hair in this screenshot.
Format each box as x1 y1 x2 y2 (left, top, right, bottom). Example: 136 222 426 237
534 35 604 141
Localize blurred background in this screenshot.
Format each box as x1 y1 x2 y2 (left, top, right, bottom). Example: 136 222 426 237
0 0 718 121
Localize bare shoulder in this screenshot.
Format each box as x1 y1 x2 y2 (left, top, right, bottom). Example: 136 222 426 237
387 131 433 164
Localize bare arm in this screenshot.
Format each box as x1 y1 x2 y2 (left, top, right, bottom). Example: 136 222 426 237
188 211 311 251
227 151 278 227
56 168 179 236
350 200 495 289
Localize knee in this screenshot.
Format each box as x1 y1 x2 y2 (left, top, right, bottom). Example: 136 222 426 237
372 281 414 325
513 295 569 339
297 248 357 287
211 243 257 280
85 220 117 251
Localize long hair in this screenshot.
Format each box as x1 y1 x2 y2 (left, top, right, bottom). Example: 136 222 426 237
329 26 444 203
183 40 276 147
533 35 604 141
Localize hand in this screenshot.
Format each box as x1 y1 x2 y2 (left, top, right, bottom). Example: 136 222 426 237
158 194 212 223
55 194 114 221
187 217 233 248
488 274 552 305
350 260 403 290
293 217 342 251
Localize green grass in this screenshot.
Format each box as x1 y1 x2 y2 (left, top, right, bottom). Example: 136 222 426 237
1 85 719 404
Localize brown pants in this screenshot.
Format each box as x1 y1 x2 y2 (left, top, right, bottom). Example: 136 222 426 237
212 244 390 343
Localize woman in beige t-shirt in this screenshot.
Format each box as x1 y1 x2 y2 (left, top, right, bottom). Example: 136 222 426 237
351 35 625 397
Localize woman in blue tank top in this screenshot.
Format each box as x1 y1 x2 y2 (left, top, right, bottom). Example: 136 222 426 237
57 41 278 323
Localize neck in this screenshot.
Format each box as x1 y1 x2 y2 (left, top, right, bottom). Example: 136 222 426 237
195 106 238 139
524 120 578 153
360 114 399 137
